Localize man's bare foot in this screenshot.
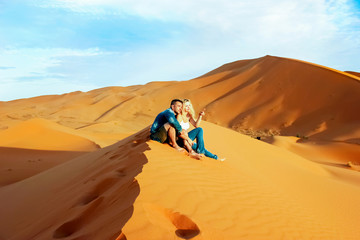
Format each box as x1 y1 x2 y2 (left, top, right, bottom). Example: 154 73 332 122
189 151 202 160
217 157 226 162
170 144 185 152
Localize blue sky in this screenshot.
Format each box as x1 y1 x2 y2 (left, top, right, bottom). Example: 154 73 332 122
0 0 359 101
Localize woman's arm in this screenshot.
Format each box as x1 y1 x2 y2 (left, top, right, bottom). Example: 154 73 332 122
190 109 205 128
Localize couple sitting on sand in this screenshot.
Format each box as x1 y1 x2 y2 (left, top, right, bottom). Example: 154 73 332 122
150 99 224 161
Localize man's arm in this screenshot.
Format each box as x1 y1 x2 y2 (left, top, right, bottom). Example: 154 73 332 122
164 109 182 133
164 109 194 145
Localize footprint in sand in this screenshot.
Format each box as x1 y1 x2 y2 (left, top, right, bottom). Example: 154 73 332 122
116 168 127 177
54 197 103 238
109 149 131 160
109 154 122 160
143 203 200 239
78 193 100 206
53 218 80 239
76 178 119 207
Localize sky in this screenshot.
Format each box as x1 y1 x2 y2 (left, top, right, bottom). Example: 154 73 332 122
0 0 359 101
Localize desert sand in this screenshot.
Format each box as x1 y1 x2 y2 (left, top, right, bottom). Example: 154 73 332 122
346 71 360 78
1 55 360 239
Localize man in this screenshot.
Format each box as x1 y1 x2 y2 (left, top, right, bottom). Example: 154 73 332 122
150 99 201 159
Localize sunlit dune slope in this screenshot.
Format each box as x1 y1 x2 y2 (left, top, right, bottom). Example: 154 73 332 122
0 118 100 151
1 123 360 240
1 56 360 143
270 136 360 165
186 56 360 141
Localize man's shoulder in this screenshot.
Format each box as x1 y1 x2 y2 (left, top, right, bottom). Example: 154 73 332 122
162 108 174 114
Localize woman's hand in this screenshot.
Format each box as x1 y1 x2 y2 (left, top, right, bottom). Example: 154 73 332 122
199 108 205 117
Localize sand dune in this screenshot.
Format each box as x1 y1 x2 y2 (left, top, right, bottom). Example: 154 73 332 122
1 122 360 239
0 127 150 240
0 147 88 186
270 136 360 165
1 56 360 239
0 118 99 186
1 56 360 143
123 122 360 240
0 118 100 151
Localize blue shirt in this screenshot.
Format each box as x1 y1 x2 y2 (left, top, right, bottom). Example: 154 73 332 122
150 108 182 134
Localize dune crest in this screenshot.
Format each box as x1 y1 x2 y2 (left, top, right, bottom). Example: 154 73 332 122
0 118 100 151
345 71 360 78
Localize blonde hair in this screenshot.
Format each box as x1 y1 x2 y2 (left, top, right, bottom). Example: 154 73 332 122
183 99 196 119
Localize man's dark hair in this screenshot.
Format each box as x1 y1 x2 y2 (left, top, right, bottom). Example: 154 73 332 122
170 99 183 107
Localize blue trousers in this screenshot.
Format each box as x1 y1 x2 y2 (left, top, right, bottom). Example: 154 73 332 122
188 127 218 160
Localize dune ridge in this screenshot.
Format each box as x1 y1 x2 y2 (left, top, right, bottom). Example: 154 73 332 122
0 127 150 240
2 123 360 239
345 71 360 78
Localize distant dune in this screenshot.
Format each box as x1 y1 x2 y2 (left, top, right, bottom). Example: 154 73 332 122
0 118 100 151
1 56 359 143
1 56 360 240
0 118 99 186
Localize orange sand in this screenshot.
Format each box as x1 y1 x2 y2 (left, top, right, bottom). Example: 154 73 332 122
1 123 360 239
0 118 100 151
1 56 360 239
0 147 88 186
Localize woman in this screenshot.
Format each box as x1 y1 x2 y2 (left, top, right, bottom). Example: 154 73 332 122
177 99 225 161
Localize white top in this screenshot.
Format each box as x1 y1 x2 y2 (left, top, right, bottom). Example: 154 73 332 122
180 120 190 131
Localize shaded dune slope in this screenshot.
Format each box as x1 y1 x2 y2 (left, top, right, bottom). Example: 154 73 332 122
0 127 151 240
0 118 101 186
0 147 89 186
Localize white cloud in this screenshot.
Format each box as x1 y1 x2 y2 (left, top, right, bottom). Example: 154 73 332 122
41 0 359 60
0 77 99 102
0 47 114 101
2 0 359 101
0 47 105 77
